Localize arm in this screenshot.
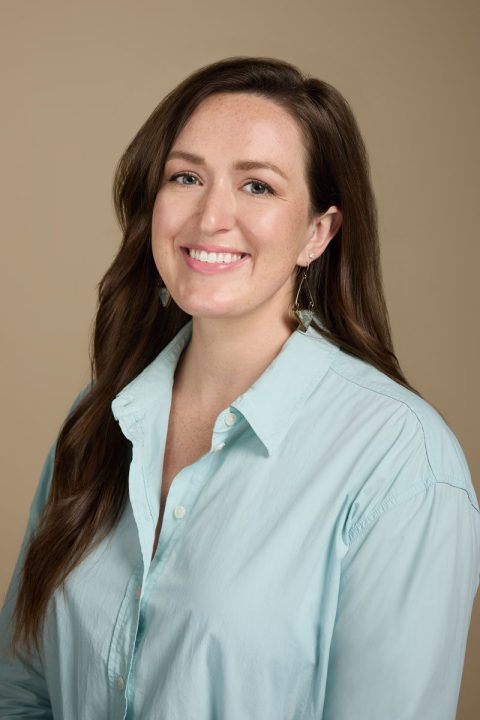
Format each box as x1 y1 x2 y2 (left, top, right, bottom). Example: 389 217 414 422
0 383 91 717
0 443 56 718
323 480 480 720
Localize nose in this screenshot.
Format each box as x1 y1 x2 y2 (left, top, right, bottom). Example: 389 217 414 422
197 179 236 235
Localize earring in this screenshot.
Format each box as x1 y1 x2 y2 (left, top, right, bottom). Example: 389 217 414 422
292 252 316 332
159 283 172 308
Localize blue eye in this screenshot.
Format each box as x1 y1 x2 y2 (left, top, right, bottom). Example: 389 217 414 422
243 180 274 196
170 173 199 185
169 173 274 196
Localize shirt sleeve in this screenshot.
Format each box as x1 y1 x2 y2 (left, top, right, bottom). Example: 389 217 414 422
0 384 91 718
323 480 480 720
0 442 56 718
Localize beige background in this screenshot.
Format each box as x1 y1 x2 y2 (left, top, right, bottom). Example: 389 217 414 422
1 0 478 715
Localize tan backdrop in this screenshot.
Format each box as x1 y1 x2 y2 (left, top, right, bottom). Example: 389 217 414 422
1 0 478 716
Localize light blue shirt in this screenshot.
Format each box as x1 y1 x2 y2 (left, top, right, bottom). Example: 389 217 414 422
1 318 479 719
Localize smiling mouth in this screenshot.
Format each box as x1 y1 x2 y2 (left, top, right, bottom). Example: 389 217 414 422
180 246 251 274
181 247 250 261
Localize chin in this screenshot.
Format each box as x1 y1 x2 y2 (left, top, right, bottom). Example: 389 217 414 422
176 293 243 317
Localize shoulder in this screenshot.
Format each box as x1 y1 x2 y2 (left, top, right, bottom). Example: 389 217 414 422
321 345 479 515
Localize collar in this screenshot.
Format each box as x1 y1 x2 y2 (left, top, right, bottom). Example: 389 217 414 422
111 318 340 457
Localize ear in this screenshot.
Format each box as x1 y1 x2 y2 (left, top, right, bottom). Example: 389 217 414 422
296 205 343 267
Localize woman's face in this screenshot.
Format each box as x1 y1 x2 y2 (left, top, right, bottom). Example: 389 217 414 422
151 91 335 324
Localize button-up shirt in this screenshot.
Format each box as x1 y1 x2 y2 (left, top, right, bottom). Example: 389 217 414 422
1 318 479 719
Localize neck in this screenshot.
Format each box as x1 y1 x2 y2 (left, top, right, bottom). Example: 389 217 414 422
173 306 297 413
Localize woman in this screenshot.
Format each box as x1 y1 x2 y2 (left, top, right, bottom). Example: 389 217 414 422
1 56 479 719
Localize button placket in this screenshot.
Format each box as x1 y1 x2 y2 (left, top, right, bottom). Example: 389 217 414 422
224 411 237 426
148 455 212 567
173 505 187 519
107 569 143 713
211 408 242 452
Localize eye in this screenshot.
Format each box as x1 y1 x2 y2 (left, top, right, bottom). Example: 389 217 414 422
170 172 200 185
168 173 275 196
243 180 275 196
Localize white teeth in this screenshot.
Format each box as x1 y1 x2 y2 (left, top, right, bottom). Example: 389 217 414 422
188 248 244 264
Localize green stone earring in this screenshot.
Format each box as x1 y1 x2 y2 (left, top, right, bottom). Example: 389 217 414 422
293 253 316 332
159 284 172 308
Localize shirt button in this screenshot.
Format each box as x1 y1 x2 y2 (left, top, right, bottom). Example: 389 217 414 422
116 675 125 691
224 411 237 426
173 505 186 519
213 441 226 452
134 585 142 600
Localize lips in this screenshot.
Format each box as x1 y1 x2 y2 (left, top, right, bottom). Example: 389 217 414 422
181 245 250 257
180 246 251 274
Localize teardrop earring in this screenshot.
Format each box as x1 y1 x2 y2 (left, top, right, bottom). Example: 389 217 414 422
292 253 316 332
159 283 172 308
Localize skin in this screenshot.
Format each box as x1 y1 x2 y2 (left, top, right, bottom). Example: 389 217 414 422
151 91 342 412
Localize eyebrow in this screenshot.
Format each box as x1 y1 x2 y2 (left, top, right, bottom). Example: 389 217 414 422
165 150 289 182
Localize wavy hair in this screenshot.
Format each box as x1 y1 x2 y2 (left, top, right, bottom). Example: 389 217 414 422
11 55 426 657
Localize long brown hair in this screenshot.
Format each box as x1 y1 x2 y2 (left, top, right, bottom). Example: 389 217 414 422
11 55 426 657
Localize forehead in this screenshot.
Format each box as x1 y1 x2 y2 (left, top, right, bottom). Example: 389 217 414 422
172 92 306 166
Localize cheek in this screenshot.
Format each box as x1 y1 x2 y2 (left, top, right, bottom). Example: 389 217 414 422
250 205 285 234
152 188 193 238
250 214 302 266
151 193 185 241
151 202 172 270
250 205 302 245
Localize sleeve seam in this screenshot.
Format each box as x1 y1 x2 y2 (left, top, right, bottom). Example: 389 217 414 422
347 477 480 546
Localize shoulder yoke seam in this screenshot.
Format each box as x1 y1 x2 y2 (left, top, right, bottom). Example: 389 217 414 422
329 365 459 489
